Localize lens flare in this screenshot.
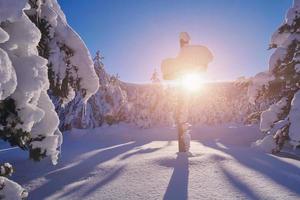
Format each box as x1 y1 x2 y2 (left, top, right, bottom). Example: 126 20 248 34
180 73 205 92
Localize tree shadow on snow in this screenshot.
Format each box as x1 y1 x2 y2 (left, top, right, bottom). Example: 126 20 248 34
80 165 125 198
220 166 261 199
11 132 138 184
120 147 162 160
26 139 149 199
163 153 189 200
201 141 300 195
8 127 178 199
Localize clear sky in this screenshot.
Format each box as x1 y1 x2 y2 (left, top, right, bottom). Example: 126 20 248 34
58 0 292 83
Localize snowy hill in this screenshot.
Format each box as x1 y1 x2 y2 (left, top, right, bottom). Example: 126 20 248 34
2 124 300 200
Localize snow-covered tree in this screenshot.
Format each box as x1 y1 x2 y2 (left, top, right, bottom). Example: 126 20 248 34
250 0 300 153
0 0 98 198
150 69 160 83
0 162 28 199
59 51 128 130
25 0 99 106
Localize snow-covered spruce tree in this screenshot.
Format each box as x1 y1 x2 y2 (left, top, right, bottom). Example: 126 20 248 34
0 0 56 198
59 51 128 130
150 69 161 83
25 0 99 106
0 162 28 199
0 0 98 198
245 73 275 125
250 0 300 153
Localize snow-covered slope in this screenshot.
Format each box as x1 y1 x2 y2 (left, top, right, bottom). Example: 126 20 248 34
2 124 300 200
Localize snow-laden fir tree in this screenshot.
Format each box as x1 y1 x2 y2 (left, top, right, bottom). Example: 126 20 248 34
250 0 300 153
0 0 58 198
0 0 99 198
25 0 99 106
150 69 161 83
59 51 128 130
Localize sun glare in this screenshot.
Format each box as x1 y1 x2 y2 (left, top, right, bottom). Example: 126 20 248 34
180 73 205 92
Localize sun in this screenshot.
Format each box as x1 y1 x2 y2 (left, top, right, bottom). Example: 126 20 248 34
179 73 205 92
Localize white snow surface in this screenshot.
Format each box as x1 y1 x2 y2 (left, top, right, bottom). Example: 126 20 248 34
2 124 300 200
251 134 276 153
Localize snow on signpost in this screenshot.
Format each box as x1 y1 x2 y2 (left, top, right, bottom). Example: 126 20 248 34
161 32 213 80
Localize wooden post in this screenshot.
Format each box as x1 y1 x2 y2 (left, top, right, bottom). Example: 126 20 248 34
175 90 186 152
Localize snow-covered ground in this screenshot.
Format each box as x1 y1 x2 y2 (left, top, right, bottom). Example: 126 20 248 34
1 124 300 200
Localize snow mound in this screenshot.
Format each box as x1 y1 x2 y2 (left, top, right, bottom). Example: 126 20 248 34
0 177 28 200
251 134 276 153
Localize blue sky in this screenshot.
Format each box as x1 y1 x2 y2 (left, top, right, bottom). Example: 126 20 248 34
58 0 292 83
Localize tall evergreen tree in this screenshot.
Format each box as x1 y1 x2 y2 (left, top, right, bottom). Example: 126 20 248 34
59 51 128 130
150 69 161 83
0 0 98 198
250 0 300 153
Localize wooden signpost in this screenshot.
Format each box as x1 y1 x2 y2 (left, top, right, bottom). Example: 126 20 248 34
161 32 213 152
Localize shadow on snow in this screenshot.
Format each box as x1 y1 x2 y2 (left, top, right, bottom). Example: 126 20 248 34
201 141 300 196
